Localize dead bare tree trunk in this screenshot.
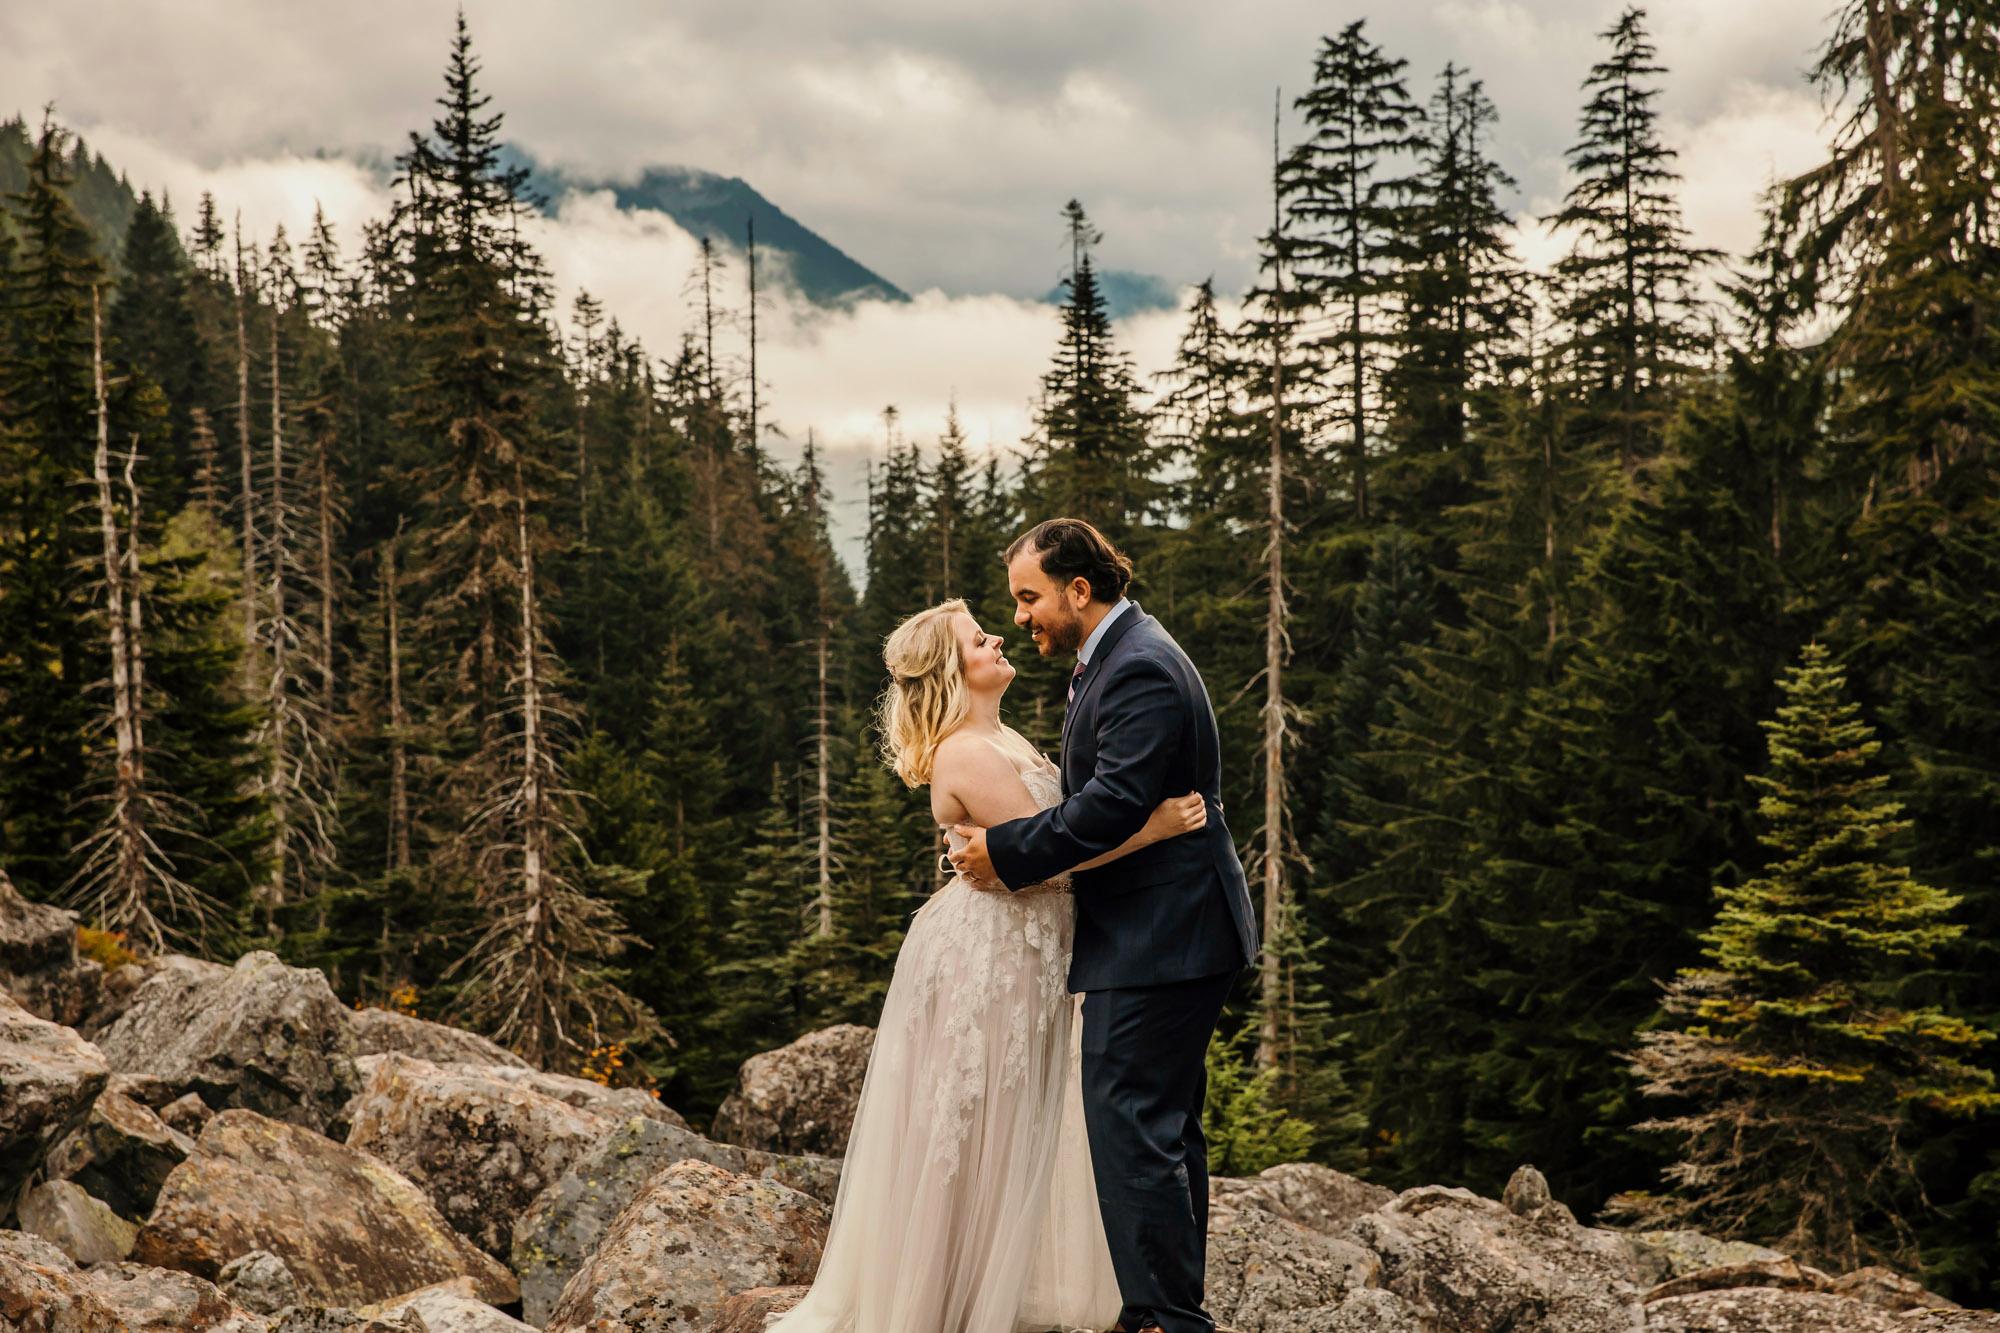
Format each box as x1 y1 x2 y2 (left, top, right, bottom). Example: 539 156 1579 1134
1257 98 1291 1070
235 224 256 662
806 436 832 936
747 218 759 459
316 440 337 717
265 290 292 917
72 287 189 952
384 521 411 873
190 406 221 520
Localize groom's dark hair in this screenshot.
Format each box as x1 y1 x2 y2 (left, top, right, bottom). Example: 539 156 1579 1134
1005 518 1133 603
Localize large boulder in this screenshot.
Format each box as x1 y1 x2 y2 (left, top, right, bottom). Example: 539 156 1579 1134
0 870 100 1027
95 953 359 1134
543 1161 828 1333
133 1108 515 1309
462 1066 688 1132
708 1289 806 1333
512 1117 841 1326
72 1265 265 1333
347 1011 527 1070
1203 1197 1382 1333
17 1181 138 1265
1830 1266 1960 1314
1210 1163 1395 1237
1259 1288 1424 1333
709 1025 873 1156
1344 1181 1645 1333
1644 1286 1907 1331
359 1279 534 1333
1 990 111 1214
0 1229 128 1333
1622 1230 1787 1287
45 1088 197 1220
344 1054 610 1259
218 1254 301 1318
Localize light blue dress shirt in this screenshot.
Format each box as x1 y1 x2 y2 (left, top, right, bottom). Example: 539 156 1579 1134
1077 597 1133 667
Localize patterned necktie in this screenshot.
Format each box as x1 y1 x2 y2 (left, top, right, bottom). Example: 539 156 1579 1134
1068 659 1085 704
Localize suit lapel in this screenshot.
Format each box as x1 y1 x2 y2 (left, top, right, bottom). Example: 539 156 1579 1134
1059 603 1149 755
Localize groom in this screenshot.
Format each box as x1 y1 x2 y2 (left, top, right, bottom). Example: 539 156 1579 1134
951 518 1259 1333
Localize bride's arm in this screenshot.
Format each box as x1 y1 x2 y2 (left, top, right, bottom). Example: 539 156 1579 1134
1066 793 1206 871
929 736 1043 829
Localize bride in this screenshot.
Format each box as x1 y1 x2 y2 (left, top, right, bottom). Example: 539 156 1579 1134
769 598 1208 1333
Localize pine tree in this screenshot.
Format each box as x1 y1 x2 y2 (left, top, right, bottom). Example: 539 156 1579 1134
0 116 108 899
1620 643 1997 1272
711 768 810 1054
110 191 202 507
1379 65 1523 536
1022 201 1157 539
1284 19 1426 520
1546 7 1714 474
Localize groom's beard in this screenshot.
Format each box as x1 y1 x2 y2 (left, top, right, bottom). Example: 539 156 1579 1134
1036 612 1086 655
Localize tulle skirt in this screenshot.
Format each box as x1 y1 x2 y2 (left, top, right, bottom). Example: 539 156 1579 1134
768 876 1122 1333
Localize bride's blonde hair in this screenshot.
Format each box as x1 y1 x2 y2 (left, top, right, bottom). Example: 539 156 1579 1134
878 598 971 788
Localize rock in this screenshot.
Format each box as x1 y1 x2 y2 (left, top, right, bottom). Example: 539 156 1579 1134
359 1279 535 1333
269 1308 425 1333
95 953 360 1134
1898 1315 2000 1331
133 1108 516 1309
1500 1164 1576 1225
73 956 191 1044
1346 1184 1645 1333
1259 1288 1424 1333
0 1228 128 1333
0 870 100 1028
344 1054 610 1259
218 1254 301 1317
348 1011 528 1071
158 1094 214 1138
45 1088 198 1220
512 1117 841 1327
543 1160 828 1333
1621 1230 1787 1288
1 989 111 1214
74 1264 265 1333
710 1025 873 1156
17 1181 138 1265
464 1067 688 1132
1646 1257 1837 1303
708 1288 807 1333
1209 1163 1394 1237
1203 1199 1381 1333
1644 1286 1907 1331
1829 1266 1959 1313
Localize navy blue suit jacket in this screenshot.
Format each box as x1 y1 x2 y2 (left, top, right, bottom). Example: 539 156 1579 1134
987 604 1259 991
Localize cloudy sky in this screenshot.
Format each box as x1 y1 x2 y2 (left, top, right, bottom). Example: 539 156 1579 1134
5 0 1841 562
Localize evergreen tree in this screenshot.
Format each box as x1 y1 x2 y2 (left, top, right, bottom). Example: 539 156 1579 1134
1021 201 1157 540
1284 19 1426 520
1621 643 1996 1271
711 768 810 1053
1546 7 1714 474
0 116 109 899
110 191 202 507
1379 65 1523 538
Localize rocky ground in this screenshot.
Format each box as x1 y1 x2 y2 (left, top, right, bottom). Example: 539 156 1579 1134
4 876 1995 1333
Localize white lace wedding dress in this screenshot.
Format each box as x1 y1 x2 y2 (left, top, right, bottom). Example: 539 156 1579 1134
768 749 1122 1333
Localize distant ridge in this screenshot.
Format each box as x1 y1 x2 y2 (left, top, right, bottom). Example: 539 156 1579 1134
521 157 907 309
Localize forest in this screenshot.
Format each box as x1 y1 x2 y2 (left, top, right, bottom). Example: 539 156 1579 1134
1 0 1995 1300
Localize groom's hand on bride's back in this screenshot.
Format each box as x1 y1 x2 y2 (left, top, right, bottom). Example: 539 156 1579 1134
949 824 1003 889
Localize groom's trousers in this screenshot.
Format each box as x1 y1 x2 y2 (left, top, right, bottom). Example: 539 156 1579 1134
1080 970 1237 1333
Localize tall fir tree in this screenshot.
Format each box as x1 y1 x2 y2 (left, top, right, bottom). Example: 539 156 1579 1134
1284 19 1426 521
1546 7 1714 474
